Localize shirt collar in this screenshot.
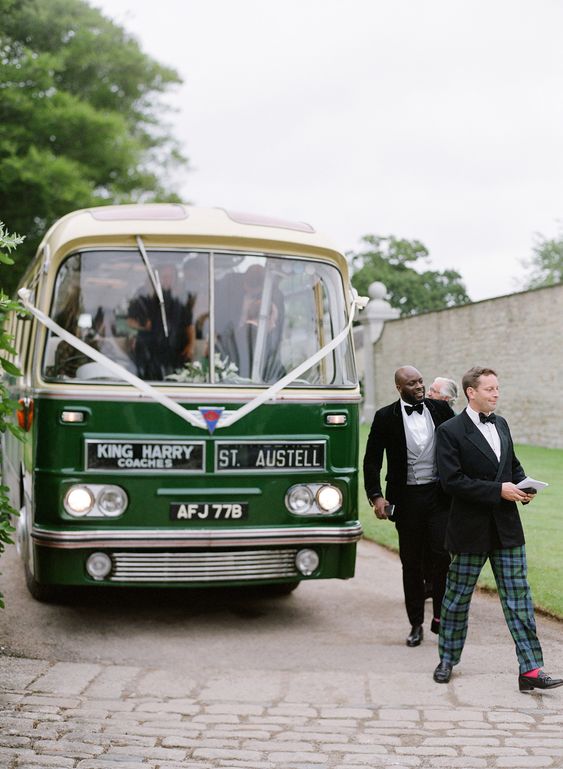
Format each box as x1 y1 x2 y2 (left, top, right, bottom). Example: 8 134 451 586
401 399 425 413
466 404 492 426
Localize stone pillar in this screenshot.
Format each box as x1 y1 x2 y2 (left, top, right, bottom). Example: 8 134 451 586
358 282 399 423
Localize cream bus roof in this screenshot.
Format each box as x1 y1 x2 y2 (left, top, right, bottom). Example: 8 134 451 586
38 204 348 272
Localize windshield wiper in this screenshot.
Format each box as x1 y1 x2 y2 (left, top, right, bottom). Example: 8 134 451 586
135 235 169 338
250 263 275 382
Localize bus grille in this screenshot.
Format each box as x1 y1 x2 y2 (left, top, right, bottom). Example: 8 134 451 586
109 548 299 582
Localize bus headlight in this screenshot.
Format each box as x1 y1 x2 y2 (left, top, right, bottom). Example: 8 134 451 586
285 483 343 516
97 486 128 516
285 485 314 514
63 484 128 518
316 485 342 513
86 552 112 580
295 548 320 576
64 486 95 517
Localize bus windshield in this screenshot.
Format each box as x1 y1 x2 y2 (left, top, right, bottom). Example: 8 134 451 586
43 249 357 387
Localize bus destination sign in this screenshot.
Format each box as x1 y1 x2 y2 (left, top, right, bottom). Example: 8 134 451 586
85 440 205 472
215 441 326 472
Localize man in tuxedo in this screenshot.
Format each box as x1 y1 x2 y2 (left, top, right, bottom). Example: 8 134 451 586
363 365 455 646
433 366 562 691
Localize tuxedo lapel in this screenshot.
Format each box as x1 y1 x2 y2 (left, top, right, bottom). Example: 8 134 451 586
425 398 441 428
462 411 499 468
494 417 510 479
392 400 407 452
496 417 509 458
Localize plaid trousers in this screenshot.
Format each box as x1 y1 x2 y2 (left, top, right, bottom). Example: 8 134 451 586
439 545 544 674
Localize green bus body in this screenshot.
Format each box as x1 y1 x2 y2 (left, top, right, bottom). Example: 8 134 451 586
30 398 359 588
2 205 363 600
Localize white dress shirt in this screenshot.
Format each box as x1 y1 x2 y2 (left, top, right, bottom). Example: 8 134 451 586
466 405 501 460
401 399 431 451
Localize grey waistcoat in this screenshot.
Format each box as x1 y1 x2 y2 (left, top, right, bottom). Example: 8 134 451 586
405 410 438 485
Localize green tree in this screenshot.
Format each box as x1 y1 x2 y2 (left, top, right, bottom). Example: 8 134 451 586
0 223 25 608
523 231 563 289
349 235 470 316
0 0 188 295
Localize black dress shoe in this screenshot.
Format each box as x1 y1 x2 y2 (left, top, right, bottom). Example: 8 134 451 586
430 618 440 634
519 671 563 692
433 660 452 683
406 624 423 647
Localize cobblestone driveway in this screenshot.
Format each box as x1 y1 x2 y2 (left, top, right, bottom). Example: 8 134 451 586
1 540 562 768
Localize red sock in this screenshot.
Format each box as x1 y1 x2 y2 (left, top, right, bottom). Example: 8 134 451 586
522 668 541 678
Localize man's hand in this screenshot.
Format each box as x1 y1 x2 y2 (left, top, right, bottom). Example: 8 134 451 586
501 483 534 503
371 496 391 519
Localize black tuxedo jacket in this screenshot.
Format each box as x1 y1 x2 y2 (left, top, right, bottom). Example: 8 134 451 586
363 398 455 507
435 410 526 554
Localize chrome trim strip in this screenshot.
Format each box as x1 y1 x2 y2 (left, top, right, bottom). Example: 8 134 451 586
31 522 363 550
110 571 298 582
109 548 299 582
31 388 361 403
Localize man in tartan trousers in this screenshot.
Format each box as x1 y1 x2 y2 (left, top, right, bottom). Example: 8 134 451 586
433 366 562 691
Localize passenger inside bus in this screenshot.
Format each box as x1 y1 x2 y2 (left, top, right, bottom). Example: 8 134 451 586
126 264 195 380
215 263 285 382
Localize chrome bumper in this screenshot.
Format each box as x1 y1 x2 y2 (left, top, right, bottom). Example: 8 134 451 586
31 522 363 550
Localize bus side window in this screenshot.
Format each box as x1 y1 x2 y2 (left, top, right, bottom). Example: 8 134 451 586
12 314 25 372
4 312 17 367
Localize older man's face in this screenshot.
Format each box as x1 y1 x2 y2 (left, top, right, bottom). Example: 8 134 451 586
428 379 448 401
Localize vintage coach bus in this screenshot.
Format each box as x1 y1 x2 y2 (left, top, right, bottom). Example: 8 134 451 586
1 204 365 600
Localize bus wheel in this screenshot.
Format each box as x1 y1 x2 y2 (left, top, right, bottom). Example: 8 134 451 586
24 562 62 603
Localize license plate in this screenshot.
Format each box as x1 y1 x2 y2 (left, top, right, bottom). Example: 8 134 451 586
170 502 248 521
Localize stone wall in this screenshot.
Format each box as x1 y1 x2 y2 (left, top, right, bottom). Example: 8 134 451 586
370 283 563 448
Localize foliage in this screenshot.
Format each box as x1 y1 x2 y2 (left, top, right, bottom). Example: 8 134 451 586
0 223 25 608
349 235 470 316
358 423 563 619
0 0 188 295
522 231 563 290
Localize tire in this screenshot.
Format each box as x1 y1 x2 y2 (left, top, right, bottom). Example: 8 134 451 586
24 562 63 603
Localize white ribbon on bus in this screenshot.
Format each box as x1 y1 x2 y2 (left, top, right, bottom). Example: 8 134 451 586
18 287 368 431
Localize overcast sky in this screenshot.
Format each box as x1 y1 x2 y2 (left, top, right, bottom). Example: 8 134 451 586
92 0 563 302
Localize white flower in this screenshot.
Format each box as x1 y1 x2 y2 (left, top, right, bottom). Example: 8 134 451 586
166 354 238 383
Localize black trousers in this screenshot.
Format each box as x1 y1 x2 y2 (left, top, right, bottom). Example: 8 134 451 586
394 482 450 626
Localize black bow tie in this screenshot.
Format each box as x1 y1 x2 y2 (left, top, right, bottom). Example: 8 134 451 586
479 412 496 424
405 403 424 416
